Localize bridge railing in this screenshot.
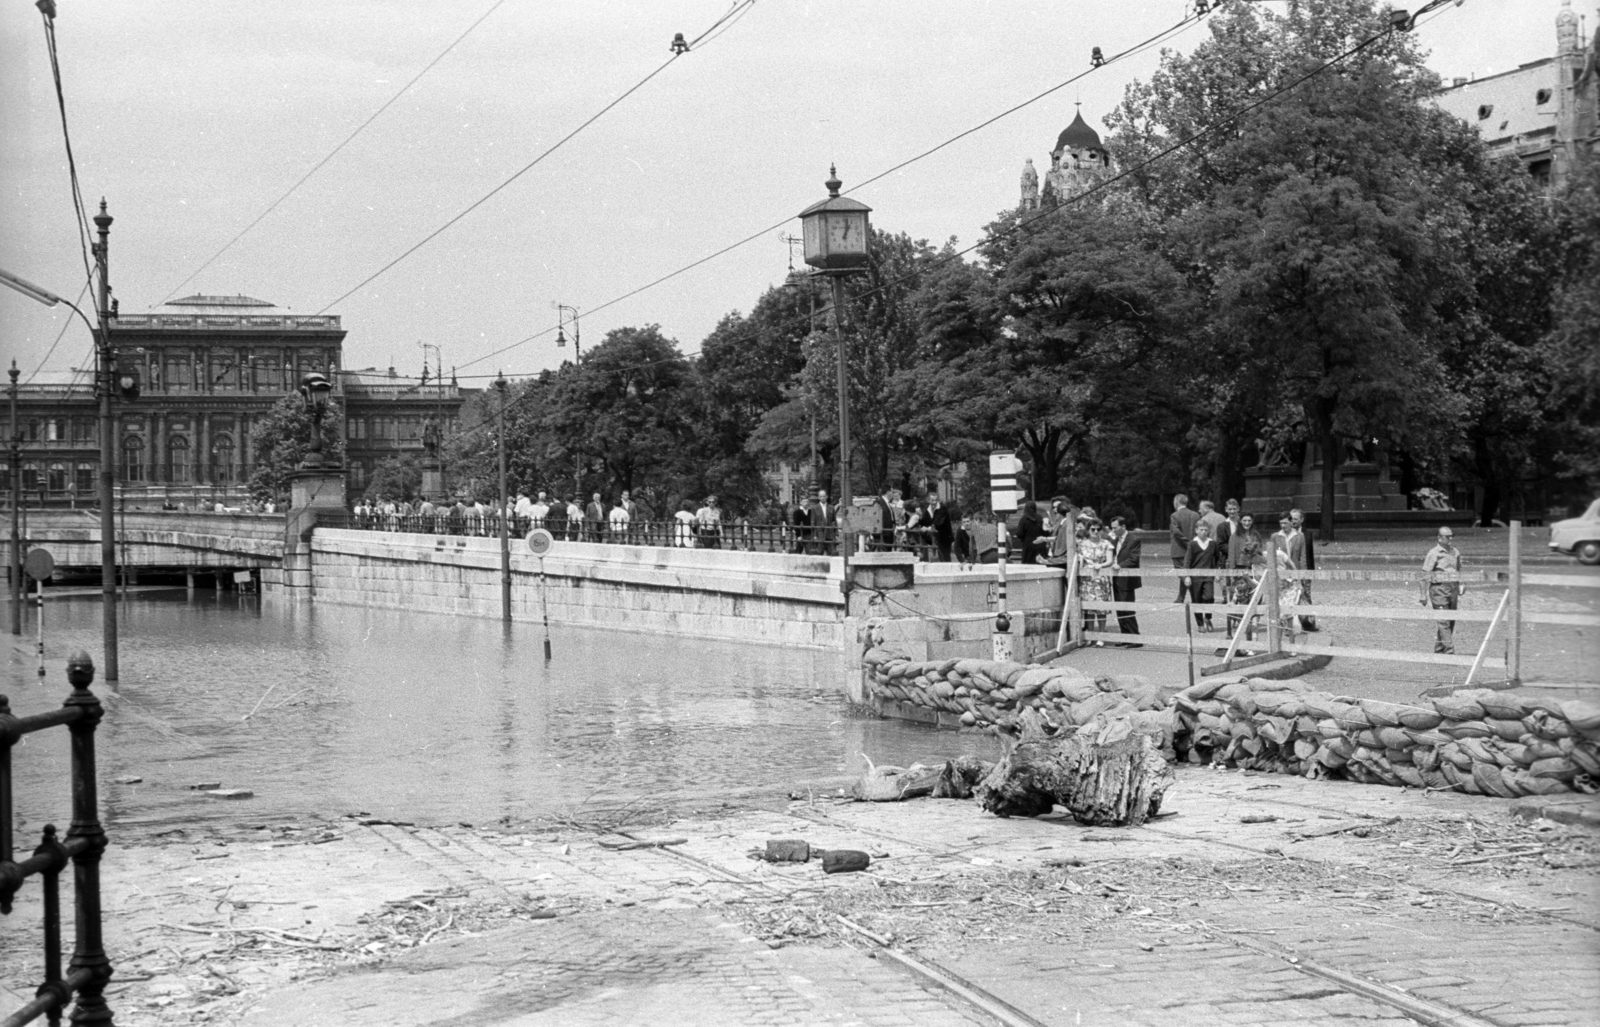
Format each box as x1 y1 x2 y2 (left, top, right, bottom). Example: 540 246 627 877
326 513 957 559
0 652 113 1027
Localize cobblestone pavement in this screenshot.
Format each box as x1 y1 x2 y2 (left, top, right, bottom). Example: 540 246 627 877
4 766 1596 1026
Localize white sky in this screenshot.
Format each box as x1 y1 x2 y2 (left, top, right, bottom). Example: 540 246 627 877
0 0 1569 384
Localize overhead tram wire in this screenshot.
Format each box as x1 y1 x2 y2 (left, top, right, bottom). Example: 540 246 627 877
38 5 96 291
136 3 757 399
23 279 94 385
309 0 757 318
441 8 1452 441
158 0 514 305
455 6 1211 373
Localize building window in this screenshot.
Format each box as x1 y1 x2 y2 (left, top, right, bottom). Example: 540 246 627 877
75 462 95 493
46 419 61 442
168 435 191 483
348 461 366 489
47 462 68 492
0 464 8 493
1476 103 1493 120
211 434 235 484
123 436 145 482
72 417 95 442
21 462 39 491
1536 87 1552 105
348 417 366 440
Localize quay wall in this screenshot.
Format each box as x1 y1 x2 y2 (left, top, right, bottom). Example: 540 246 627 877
275 529 1069 662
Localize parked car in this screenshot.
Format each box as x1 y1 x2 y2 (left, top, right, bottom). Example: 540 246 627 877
1549 498 1600 565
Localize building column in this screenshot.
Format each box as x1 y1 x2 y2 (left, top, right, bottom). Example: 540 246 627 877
151 413 164 485
197 412 210 485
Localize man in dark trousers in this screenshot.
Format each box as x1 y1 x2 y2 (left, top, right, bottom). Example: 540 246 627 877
1170 493 1200 601
1289 507 1319 630
875 487 897 549
584 491 606 543
806 489 835 555
1109 516 1142 646
922 490 955 562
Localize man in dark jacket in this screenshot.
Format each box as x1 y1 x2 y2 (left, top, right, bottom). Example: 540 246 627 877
1290 507 1319 630
1170 494 1200 601
1109 516 1142 645
805 489 835 555
585 492 606 543
921 490 955 562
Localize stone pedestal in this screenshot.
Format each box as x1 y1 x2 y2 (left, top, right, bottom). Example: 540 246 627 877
282 464 346 599
421 458 444 502
1243 466 1302 517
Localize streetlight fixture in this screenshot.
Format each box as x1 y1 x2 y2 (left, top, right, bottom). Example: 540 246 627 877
796 165 871 529
494 371 511 625
553 303 582 361
297 371 334 467
3 254 120 676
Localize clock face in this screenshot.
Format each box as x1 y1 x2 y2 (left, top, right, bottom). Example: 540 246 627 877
827 213 862 251
803 216 821 261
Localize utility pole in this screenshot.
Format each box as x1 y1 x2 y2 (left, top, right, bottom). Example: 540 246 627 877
495 372 511 624
8 359 19 636
91 200 118 681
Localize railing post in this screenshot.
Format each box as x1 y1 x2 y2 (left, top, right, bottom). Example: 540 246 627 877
1508 519 1522 686
0 693 12 915
62 650 112 1025
1266 552 1282 654
36 823 68 1027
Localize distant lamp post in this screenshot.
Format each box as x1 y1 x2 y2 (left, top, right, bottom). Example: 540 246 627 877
797 165 871 525
553 303 582 361
298 371 333 467
494 371 511 625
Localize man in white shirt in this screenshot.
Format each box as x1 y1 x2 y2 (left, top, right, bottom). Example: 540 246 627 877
696 495 723 549
608 499 631 540
514 491 533 522
530 491 550 526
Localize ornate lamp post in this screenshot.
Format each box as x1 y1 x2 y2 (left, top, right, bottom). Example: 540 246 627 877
797 166 871 522
297 371 333 467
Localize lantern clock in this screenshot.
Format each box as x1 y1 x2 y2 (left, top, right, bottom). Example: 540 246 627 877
798 166 872 271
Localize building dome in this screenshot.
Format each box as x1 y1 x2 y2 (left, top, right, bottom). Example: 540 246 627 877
1054 111 1103 153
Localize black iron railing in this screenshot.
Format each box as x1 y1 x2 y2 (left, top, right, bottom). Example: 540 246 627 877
0 652 113 1027
323 513 945 558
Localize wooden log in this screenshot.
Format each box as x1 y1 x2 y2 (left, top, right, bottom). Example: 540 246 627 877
932 756 994 799
975 716 1175 826
822 850 871 874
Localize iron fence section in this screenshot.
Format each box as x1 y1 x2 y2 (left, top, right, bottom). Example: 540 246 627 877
0 652 113 1027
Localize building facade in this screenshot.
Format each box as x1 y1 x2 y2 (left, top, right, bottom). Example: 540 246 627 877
1434 0 1599 189
3 294 465 507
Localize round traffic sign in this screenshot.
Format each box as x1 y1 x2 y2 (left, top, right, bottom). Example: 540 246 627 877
24 548 56 581
524 528 555 557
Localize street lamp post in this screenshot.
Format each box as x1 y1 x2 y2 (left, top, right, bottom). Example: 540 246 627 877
92 201 119 681
494 371 511 625
8 359 19 636
554 304 581 496
297 372 334 466
797 166 872 538
1 260 120 674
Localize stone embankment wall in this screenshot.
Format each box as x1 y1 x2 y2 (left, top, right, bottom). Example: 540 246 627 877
860 649 1600 800
299 529 847 649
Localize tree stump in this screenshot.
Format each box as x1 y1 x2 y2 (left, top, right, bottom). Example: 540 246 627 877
975 716 1174 826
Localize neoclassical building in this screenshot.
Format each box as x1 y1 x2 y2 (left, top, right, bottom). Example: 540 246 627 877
1019 107 1114 213
4 294 466 506
1434 0 1599 190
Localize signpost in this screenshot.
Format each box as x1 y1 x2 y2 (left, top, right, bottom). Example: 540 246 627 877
525 528 555 660
24 547 55 682
988 451 1024 661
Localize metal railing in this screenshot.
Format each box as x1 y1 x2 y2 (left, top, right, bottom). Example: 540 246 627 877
0 652 113 1027
326 514 959 558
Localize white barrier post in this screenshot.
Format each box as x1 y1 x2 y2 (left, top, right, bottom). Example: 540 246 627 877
1509 519 1522 685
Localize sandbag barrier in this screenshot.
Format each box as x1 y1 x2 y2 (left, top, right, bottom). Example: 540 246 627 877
859 648 1600 800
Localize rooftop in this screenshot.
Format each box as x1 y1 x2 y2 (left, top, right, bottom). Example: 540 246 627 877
1434 58 1559 145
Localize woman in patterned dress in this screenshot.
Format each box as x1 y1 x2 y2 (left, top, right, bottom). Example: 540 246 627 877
1077 518 1114 640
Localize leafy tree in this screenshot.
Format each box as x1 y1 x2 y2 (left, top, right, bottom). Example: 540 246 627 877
364 455 423 503
246 393 344 505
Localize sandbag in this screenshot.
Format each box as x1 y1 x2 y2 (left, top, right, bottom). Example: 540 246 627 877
1478 693 1531 721
1561 700 1600 732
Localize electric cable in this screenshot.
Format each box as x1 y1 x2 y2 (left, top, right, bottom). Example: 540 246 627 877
455 6 1211 372
442 7 1440 443
157 0 514 305
23 278 94 385
38 7 96 293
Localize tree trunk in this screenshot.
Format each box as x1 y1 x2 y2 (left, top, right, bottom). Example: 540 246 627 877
1311 399 1339 542
974 718 1174 826
1472 434 1501 526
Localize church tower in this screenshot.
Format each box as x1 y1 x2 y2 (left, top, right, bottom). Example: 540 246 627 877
1019 158 1040 213
1041 108 1112 208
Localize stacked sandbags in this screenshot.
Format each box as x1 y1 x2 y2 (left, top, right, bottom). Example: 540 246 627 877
859 648 1177 754
1169 678 1600 799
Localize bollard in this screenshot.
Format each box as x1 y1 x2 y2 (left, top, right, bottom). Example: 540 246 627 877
63 650 113 1025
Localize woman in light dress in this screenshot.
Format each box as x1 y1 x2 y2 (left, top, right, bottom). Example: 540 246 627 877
673 501 697 548
1077 518 1114 640
1272 515 1303 635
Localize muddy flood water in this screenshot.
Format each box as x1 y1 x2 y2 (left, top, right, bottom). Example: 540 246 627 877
4 591 994 831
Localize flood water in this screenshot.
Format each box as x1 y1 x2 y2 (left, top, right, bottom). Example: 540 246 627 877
4 591 994 831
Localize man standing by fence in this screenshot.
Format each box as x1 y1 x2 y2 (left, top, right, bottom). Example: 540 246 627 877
1421 527 1465 654
1109 516 1141 645
1170 494 1199 602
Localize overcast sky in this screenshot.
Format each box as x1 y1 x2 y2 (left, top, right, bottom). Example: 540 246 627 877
0 0 1564 385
